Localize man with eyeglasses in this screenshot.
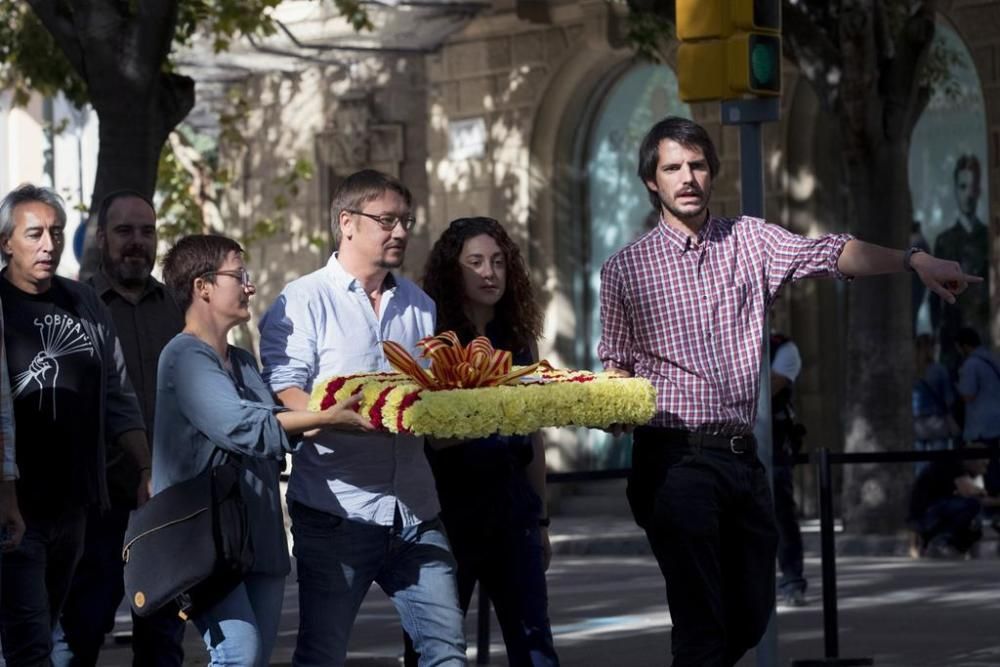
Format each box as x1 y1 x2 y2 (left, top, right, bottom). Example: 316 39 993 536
0 184 149 664
53 191 185 667
260 169 466 666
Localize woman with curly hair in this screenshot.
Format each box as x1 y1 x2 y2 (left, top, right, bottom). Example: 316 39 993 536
409 217 559 666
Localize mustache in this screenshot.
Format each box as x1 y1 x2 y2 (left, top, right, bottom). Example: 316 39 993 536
121 245 152 259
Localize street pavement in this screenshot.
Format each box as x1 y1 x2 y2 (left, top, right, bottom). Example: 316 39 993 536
96 549 1000 666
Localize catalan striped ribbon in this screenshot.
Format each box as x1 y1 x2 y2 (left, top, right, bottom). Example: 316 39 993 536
382 331 541 390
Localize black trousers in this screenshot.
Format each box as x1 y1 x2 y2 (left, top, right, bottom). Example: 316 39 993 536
52 505 186 667
773 462 806 594
627 427 778 667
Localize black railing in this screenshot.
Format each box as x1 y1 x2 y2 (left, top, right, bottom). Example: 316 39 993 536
472 446 997 666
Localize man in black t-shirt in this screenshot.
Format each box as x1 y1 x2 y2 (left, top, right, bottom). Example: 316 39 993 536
0 184 148 665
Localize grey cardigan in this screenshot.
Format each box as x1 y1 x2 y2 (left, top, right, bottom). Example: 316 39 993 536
52 276 146 510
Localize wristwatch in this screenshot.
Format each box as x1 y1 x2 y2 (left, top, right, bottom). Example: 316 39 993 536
904 246 926 273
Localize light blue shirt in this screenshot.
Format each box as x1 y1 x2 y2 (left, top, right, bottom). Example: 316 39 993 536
957 347 1000 441
259 254 438 527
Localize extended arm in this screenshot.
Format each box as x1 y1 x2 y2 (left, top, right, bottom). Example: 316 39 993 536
837 240 982 303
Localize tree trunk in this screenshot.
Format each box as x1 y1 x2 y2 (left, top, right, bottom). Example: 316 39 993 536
840 140 915 533
78 74 193 277
25 0 194 277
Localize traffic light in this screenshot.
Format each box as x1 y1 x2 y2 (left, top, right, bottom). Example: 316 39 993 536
675 0 782 102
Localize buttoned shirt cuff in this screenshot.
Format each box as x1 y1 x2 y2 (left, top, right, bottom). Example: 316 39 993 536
264 368 310 395
602 360 634 374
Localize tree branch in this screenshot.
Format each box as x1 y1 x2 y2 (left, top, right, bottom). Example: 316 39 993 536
25 0 86 76
157 71 196 142
72 0 129 95
838 0 882 160
783 0 843 111
872 0 894 70
136 0 180 83
884 0 936 141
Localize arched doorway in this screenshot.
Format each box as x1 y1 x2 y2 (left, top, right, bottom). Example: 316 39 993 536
577 63 690 467
909 19 989 369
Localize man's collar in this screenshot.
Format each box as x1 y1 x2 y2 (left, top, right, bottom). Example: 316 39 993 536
90 268 164 302
326 253 397 292
656 214 715 253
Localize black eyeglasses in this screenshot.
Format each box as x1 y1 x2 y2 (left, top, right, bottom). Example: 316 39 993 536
201 268 253 288
345 209 416 232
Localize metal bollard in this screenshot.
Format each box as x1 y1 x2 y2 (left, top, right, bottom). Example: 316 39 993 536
791 448 872 667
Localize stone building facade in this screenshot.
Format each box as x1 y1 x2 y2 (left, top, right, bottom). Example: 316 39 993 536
220 0 1000 485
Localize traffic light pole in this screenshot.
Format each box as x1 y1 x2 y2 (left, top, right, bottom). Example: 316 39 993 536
721 96 781 667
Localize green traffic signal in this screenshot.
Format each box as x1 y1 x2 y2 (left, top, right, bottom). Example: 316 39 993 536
749 34 780 92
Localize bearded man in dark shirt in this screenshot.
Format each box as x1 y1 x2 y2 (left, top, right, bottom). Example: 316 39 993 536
52 191 185 667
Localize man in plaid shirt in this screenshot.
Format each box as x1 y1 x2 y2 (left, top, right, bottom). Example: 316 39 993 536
599 116 980 667
0 307 24 552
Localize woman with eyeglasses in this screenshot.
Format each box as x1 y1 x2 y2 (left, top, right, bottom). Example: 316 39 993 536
154 235 373 666
407 217 560 666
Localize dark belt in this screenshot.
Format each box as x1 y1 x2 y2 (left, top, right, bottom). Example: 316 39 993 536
642 427 757 456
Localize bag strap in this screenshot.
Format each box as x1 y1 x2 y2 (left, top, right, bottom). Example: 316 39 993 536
214 348 247 467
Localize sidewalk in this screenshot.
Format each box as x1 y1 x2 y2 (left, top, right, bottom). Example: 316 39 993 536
96 552 1000 667
94 514 1000 666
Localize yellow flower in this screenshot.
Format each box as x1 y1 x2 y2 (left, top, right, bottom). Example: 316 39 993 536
310 370 656 438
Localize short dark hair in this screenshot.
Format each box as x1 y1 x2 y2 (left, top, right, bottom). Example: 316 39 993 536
97 189 155 230
953 154 981 187
330 169 412 245
162 234 244 314
637 117 720 211
956 326 982 349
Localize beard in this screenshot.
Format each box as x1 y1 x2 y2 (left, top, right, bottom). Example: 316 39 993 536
104 244 153 288
377 256 405 270
377 244 406 270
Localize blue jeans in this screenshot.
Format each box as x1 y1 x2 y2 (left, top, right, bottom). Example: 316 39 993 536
193 573 285 667
289 502 466 667
51 505 186 667
0 508 86 666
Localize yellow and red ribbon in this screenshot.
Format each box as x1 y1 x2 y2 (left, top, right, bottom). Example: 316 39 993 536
382 331 541 390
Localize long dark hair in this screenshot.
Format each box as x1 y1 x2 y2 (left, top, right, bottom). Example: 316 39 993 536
422 217 542 352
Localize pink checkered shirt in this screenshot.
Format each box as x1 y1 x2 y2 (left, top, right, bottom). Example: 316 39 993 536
599 215 852 435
